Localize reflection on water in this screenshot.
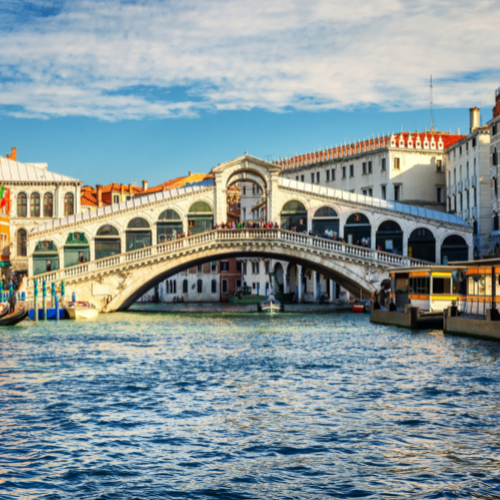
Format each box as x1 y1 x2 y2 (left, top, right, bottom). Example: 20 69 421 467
1 307 500 499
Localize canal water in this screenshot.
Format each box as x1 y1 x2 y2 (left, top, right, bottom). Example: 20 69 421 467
1 305 500 499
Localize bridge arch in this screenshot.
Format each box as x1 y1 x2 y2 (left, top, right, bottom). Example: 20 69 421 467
439 233 469 263
126 217 152 251
227 169 267 191
375 219 403 254
408 227 436 262
106 242 377 311
343 212 372 246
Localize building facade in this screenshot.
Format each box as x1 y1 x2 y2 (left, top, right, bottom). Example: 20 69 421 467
489 88 500 254
277 132 465 211
0 148 82 275
445 108 491 259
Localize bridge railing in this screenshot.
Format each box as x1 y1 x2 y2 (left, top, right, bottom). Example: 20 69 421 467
26 228 426 289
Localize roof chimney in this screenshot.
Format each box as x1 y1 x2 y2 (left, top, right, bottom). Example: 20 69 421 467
6 147 17 161
129 184 133 195
96 185 103 208
188 171 193 177
470 107 480 132
142 180 148 191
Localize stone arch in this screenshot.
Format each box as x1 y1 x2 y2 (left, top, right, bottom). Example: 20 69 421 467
311 205 340 237
126 217 152 251
188 200 214 234
280 199 308 232
343 212 372 246
408 227 436 262
157 208 183 243
63 231 91 268
440 234 469 263
33 240 59 275
375 219 403 254
16 191 28 218
95 224 121 260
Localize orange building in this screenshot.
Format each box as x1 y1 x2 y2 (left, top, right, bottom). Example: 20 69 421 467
0 187 11 275
81 182 145 210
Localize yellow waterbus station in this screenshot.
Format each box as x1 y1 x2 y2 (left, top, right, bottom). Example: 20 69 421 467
371 259 500 341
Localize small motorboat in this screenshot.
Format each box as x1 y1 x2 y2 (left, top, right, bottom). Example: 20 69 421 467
0 305 30 326
66 301 99 320
352 299 367 313
258 298 284 314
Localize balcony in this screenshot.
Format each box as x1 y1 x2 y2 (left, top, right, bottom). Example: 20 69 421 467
471 175 477 186
464 178 470 190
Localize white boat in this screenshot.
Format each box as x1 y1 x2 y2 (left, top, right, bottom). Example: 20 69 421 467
66 301 99 320
258 298 283 314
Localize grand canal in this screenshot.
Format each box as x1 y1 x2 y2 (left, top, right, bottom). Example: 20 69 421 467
1 306 500 499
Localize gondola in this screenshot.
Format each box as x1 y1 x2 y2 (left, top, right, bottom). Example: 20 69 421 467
0 304 10 319
0 305 30 326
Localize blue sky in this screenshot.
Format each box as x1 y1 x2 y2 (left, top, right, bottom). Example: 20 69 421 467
0 0 498 187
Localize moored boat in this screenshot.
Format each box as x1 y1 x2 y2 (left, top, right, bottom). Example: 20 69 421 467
352 299 368 313
0 305 30 326
66 301 99 320
257 298 284 314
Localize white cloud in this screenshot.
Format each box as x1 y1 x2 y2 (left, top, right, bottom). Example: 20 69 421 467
0 0 498 120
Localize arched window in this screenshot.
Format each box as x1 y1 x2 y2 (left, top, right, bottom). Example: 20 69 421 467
376 220 403 254
344 213 371 246
17 193 27 217
440 235 468 263
97 224 120 236
408 228 436 262
95 224 121 260
157 209 183 243
128 217 150 228
197 279 203 293
126 218 151 251
211 279 217 293
183 279 188 294
188 202 213 235
64 193 74 216
30 193 40 217
173 280 177 294
312 206 339 236
17 229 27 257
43 193 53 217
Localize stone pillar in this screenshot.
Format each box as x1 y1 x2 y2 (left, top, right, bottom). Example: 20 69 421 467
371 224 376 249
297 264 303 302
268 173 281 223
214 172 226 225
329 279 335 302
89 239 95 261
313 271 318 302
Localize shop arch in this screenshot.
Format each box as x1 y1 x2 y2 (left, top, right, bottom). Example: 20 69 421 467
33 241 59 275
280 200 307 232
440 235 468 263
376 220 403 254
157 209 182 243
64 232 90 267
95 224 121 260
408 228 436 262
188 201 213 235
344 213 371 246
312 206 339 236
126 218 152 251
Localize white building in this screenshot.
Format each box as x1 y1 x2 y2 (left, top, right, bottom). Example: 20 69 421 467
277 131 465 212
0 149 82 274
489 88 500 254
445 108 491 259
240 182 266 221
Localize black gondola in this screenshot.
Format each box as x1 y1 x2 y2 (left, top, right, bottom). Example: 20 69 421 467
0 306 29 326
0 304 10 319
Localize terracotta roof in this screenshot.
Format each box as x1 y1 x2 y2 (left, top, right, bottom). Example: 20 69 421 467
143 173 214 194
101 183 143 194
276 131 466 170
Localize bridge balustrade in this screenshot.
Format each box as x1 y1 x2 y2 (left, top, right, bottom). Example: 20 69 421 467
26 229 427 292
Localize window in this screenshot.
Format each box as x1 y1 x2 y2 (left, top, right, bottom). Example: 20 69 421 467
362 189 367 196
300 175 305 182
436 160 443 172
381 158 386 171
459 146 463 155
183 279 188 293
311 173 315 183
17 229 27 257
332 169 336 181
242 208 246 219
113 194 120 204
466 189 470 210
296 176 299 181
368 161 372 173
362 162 367 174
493 123 498 136
265 261 269 273
409 277 430 294
432 278 451 295
211 279 217 293
316 172 320 183
252 185 256 195
252 262 260 274
453 149 456 159
252 282 256 289
472 137 477 147
197 264 203 273
211 261 218 273
43 193 53 217
453 169 456 184
326 170 330 182
459 192 463 212
17 193 27 217
368 188 373 197
447 196 451 211
236 261 242 272
243 186 246 195
197 279 203 293
448 171 451 185
222 279 228 293
494 214 500 231
394 185 401 201
437 187 444 203
381 185 387 200
220 261 229 272
30 193 40 217
473 187 477 207
495 178 498 198
64 193 74 216
394 158 400 170
349 165 354 177
342 167 346 178
466 162 469 178
494 147 498 167
466 141 469 152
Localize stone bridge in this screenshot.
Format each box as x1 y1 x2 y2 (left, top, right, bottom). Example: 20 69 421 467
25 154 473 311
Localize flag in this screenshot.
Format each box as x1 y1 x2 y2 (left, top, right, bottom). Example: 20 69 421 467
0 185 4 200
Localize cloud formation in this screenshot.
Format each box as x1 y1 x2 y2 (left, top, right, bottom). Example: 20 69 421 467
0 0 498 120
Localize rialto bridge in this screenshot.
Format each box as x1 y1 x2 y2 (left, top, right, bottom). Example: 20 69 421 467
25 155 472 312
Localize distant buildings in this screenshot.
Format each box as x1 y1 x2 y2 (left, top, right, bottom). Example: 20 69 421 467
488 88 500 254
